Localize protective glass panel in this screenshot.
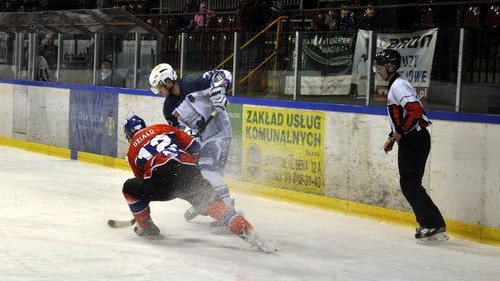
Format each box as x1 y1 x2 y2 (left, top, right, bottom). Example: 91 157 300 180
0 32 16 79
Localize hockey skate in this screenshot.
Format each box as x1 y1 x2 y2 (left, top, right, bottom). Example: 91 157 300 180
210 198 236 234
134 217 164 240
239 229 277 253
184 205 199 221
415 226 449 244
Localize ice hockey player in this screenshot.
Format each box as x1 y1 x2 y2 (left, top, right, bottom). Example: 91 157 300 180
148 63 235 226
122 115 275 252
374 49 449 244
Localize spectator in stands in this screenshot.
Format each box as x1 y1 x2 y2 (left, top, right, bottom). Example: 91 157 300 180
35 32 58 82
98 60 125 87
193 2 216 31
177 0 199 31
339 4 356 30
311 3 338 31
358 2 380 30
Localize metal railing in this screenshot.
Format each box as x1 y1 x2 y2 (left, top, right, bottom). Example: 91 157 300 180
215 15 287 93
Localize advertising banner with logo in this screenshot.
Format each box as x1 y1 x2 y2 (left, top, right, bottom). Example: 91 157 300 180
242 106 325 195
285 31 356 96
352 28 438 101
69 90 118 157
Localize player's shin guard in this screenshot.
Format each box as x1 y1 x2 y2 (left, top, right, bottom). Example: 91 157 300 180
206 201 253 235
123 191 152 228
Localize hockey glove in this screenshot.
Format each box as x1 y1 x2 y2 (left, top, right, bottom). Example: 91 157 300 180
209 90 229 112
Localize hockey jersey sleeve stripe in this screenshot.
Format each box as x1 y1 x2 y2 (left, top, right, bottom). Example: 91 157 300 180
398 101 424 133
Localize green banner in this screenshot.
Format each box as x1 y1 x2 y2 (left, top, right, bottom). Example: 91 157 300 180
302 32 356 75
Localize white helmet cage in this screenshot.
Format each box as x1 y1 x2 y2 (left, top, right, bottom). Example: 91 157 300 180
149 63 178 94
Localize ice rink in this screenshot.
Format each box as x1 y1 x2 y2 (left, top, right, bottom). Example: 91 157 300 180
1 145 499 281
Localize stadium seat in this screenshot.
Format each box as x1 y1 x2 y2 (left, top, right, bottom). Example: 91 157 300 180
146 18 158 30
421 7 435 27
463 6 481 27
485 5 499 27
224 15 236 31
215 15 225 31
158 17 168 33
135 3 145 14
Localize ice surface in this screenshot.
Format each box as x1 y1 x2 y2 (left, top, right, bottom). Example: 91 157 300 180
0 146 499 281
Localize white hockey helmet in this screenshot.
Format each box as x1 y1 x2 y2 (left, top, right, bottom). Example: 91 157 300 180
149 63 178 94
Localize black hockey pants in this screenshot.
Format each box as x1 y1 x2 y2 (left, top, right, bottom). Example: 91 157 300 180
398 128 446 228
123 161 220 213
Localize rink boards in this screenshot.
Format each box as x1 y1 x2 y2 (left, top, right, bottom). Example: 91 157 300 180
0 79 499 245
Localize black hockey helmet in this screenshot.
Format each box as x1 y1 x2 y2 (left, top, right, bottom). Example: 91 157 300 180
373 49 401 72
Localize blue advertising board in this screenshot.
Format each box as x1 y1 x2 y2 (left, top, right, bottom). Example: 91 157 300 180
69 89 118 157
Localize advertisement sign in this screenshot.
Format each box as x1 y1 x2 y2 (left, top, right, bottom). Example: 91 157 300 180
302 32 355 75
285 31 356 96
242 106 325 195
353 29 438 100
69 90 118 157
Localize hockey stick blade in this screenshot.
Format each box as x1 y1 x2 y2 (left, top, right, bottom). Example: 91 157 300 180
108 218 136 228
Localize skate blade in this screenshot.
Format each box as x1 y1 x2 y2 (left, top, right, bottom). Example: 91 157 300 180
416 232 450 245
139 232 165 240
240 232 278 253
146 234 165 240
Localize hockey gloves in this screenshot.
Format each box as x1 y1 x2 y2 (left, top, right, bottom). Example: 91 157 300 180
209 90 229 112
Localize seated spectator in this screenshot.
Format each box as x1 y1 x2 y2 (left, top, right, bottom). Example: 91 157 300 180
98 60 125 87
311 4 338 31
193 2 216 31
358 2 380 30
177 0 199 31
339 4 356 30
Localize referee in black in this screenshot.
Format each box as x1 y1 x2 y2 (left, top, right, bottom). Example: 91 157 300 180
374 49 449 243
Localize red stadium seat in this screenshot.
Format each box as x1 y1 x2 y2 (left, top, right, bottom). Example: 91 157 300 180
463 6 481 27
485 5 500 27
215 15 225 31
224 15 236 31
158 17 168 33
421 7 435 27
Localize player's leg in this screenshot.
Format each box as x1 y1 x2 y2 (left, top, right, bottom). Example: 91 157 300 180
184 138 233 221
398 130 447 242
198 138 232 206
122 177 162 239
176 164 276 252
121 162 179 239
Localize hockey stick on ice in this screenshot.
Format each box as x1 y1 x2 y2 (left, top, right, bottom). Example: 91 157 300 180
107 218 135 228
194 110 218 138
